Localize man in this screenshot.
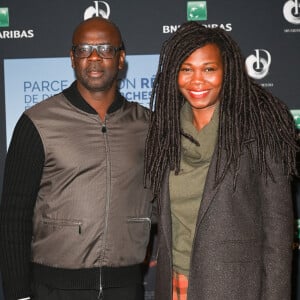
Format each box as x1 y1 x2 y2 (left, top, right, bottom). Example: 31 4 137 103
0 17 153 300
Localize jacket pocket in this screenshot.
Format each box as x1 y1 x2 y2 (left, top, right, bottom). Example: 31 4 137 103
127 217 151 226
126 217 151 261
41 217 83 235
127 217 151 237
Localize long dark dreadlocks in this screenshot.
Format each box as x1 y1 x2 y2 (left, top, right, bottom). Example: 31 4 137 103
144 21 299 197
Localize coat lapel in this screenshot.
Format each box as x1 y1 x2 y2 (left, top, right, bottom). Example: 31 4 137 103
196 149 222 225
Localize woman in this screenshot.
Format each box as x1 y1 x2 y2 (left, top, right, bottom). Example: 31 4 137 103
144 22 299 300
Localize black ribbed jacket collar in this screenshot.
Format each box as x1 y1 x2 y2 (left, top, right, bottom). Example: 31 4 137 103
63 81 124 115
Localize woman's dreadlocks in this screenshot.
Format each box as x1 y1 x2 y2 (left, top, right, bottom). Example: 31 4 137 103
144 21 299 198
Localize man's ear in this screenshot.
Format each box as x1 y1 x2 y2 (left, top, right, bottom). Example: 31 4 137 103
70 50 75 68
118 50 125 70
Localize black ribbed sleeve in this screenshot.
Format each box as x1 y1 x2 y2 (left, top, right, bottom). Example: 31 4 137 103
0 114 44 300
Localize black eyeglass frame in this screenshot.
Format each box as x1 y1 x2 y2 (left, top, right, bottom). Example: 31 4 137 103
72 44 124 59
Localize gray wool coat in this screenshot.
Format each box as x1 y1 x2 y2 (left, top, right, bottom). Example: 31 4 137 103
155 145 293 300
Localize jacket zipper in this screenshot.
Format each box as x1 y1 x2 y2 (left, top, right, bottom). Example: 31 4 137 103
98 268 103 299
98 118 111 298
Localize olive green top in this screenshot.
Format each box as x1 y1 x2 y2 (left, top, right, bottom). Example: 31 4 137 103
169 102 219 276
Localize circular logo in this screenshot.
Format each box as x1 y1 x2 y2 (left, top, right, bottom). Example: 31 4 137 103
283 0 300 24
245 49 271 80
84 1 110 20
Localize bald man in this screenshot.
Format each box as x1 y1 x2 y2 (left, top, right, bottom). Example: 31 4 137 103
0 17 153 300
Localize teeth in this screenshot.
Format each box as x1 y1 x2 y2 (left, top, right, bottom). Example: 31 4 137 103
190 90 207 95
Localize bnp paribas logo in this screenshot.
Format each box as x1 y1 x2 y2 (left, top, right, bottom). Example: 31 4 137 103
187 1 207 21
0 7 9 27
291 110 300 130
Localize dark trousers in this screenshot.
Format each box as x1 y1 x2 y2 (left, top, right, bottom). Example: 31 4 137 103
32 282 144 300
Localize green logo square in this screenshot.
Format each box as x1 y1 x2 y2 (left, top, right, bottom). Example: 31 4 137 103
187 1 207 21
291 110 300 130
0 7 9 27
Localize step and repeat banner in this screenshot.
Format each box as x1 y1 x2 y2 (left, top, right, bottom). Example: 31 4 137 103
0 0 300 299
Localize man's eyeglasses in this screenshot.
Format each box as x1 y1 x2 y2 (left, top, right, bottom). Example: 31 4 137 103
72 44 124 59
